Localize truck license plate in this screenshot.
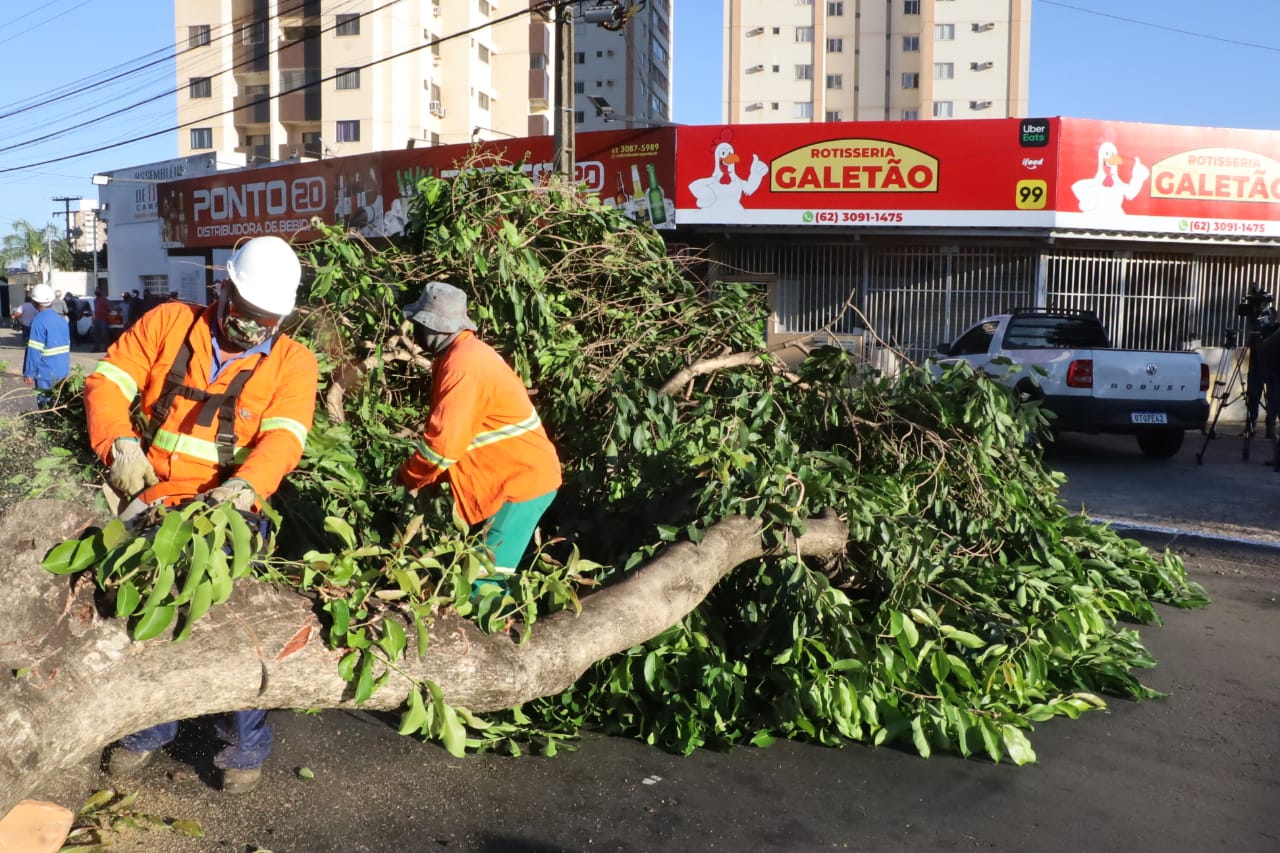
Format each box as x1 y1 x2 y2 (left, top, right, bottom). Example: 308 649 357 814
1131 412 1168 424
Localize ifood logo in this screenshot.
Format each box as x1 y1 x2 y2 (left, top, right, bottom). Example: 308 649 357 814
193 176 327 221
1021 157 1045 170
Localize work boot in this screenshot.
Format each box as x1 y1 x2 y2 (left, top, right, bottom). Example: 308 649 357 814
107 748 155 777
221 767 262 794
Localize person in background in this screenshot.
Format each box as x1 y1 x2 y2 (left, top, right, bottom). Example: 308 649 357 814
85 236 318 795
18 294 36 344
51 289 68 323
63 291 81 347
397 281 561 597
22 284 71 408
92 286 111 351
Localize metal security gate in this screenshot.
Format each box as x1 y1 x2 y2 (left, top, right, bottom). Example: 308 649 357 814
712 237 1280 373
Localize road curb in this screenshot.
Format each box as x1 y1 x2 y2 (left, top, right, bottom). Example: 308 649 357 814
1091 515 1280 557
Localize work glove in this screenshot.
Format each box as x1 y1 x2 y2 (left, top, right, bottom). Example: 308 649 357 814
107 437 159 498
201 478 257 512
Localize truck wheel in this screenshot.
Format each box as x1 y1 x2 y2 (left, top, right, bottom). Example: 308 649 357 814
1136 428 1184 460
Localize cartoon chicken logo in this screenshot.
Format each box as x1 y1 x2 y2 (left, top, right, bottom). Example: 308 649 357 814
1072 141 1150 215
687 129 769 212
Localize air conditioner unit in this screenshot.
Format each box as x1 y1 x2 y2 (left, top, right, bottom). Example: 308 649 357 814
428 100 445 117
747 64 765 73
969 100 992 110
970 61 993 71
971 22 994 32
746 27 764 36
432 3 441 16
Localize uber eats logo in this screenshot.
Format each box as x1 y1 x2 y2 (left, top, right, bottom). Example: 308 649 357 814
1020 119 1050 148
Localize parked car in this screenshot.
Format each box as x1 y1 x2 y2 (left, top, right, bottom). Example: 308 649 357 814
935 307 1210 459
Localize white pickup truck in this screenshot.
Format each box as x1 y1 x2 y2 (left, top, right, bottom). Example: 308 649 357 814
935 308 1209 459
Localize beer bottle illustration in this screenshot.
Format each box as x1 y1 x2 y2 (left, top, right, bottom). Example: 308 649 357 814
614 172 628 208
646 163 667 226
629 164 648 219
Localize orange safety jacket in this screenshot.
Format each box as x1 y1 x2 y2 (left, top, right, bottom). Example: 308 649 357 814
85 302 317 507
399 331 561 525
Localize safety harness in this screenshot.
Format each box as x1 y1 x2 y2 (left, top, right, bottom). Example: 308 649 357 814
145 314 277 477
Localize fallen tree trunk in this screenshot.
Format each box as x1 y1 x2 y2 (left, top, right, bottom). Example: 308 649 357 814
0 499 848 815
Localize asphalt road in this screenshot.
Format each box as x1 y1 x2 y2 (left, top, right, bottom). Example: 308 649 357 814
31 431 1273 853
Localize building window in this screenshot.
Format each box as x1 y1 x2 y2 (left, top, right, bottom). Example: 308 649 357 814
302 131 323 158
336 120 360 142
902 109 919 120
826 74 843 89
574 110 585 124
530 53 547 70
772 27 781 34
827 38 843 52
771 102 780 110
478 43 490 63
793 102 814 119
335 14 360 36
825 110 843 121
188 77 211 98
902 35 919 52
828 1 845 14
902 72 919 89
187 25 210 48
241 21 266 44
795 64 813 80
795 26 814 42
904 0 920 14
934 62 954 80
772 64 780 72
574 81 585 94
478 0 491 15
574 51 585 64
933 101 953 118
935 23 955 40
336 68 360 90
190 128 213 149
477 91 491 110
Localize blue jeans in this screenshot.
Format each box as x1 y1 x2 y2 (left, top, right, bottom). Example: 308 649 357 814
118 710 272 770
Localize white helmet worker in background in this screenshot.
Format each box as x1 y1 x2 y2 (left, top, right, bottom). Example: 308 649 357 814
29 283 55 305
216 235 303 351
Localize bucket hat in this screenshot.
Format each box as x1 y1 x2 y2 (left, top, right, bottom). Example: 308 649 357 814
403 281 477 333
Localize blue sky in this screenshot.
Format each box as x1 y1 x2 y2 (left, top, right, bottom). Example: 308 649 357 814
2 0 1278 237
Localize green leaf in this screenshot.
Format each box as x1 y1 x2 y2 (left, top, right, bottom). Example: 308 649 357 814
132 603 176 641
1001 724 1036 765
42 534 101 575
324 516 358 548
379 617 407 661
115 581 141 619
171 819 205 837
297 767 315 780
353 652 375 704
398 687 428 735
175 579 215 642
151 511 193 565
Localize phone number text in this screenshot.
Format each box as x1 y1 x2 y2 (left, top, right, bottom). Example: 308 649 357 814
805 210 905 224
1182 218 1267 235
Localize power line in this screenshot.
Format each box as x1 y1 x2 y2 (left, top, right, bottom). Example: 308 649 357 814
0 0 560 176
0 0 93 49
1039 0 1280 53
0 0 390 156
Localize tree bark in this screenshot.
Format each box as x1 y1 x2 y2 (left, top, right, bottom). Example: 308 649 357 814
0 500 847 815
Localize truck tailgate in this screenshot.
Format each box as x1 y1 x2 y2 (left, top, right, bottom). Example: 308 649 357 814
1087 351 1203 402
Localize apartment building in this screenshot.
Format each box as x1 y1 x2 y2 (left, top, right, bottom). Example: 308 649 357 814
723 0 1030 123
573 0 672 130
173 0 556 166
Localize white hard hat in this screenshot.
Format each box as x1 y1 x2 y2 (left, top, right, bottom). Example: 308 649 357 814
224 236 302 316
30 284 55 305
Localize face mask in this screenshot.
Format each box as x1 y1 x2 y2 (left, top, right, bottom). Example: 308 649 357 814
414 324 458 355
218 285 278 349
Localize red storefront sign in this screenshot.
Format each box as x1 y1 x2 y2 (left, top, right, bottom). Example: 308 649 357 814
673 118 1060 228
160 127 677 249
1056 118 1280 236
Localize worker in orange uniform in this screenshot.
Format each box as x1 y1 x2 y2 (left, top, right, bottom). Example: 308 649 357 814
84 235 317 795
398 281 561 596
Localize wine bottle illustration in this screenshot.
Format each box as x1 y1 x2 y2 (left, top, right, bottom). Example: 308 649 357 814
645 163 667 226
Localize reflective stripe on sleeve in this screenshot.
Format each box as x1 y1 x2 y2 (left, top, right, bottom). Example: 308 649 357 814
414 439 456 471
260 416 309 448
92 361 139 401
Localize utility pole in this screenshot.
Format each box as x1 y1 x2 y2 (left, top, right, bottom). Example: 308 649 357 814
51 195 83 250
552 2 630 177
551 4 575 177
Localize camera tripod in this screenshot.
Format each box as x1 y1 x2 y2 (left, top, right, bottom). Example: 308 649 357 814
1196 329 1280 467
